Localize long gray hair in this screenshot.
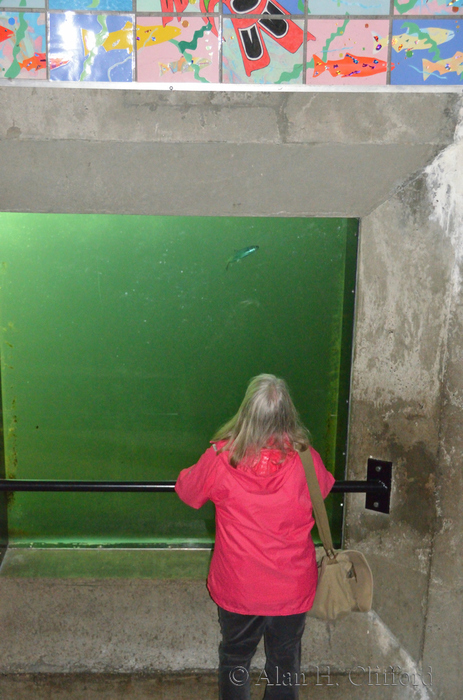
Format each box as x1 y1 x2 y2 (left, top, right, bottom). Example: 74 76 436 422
213 374 310 467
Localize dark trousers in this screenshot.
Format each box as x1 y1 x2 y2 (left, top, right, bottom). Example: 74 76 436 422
218 606 307 700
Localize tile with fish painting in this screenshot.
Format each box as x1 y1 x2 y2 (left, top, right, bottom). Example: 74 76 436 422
306 18 390 84
308 0 390 16
222 17 304 83
391 18 463 84
137 0 205 13
50 0 132 10
0 12 46 80
136 16 219 82
394 0 462 16
49 13 134 81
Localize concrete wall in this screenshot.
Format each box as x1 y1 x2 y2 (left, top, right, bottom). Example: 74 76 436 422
1 87 463 698
346 180 451 664
421 120 463 700
345 111 463 699
0 89 459 217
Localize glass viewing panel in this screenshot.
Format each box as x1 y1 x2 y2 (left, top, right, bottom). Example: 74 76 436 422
0 214 357 547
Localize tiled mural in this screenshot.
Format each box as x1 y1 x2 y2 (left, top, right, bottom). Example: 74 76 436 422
0 0 462 84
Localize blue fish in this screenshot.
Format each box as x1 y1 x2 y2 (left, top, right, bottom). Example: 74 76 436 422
226 245 259 271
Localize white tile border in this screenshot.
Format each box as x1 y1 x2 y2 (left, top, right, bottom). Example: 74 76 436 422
1 79 463 91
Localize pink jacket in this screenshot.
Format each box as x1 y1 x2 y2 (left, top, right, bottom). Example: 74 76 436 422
175 443 335 616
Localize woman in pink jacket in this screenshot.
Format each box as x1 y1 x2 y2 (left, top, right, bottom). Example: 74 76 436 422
175 374 335 700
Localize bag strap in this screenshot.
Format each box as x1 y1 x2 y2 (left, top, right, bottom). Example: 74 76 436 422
298 448 335 558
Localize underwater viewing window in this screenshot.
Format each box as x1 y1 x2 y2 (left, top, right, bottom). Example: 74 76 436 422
0 214 358 548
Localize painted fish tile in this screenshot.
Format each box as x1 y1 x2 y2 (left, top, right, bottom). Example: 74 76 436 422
137 0 204 12
49 13 134 81
136 16 219 82
2 0 462 86
222 16 304 82
0 12 46 80
309 0 389 15
391 18 463 84
50 0 132 10
306 18 390 84
394 0 463 16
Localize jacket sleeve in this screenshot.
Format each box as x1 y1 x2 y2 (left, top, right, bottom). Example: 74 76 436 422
175 446 218 509
311 447 336 499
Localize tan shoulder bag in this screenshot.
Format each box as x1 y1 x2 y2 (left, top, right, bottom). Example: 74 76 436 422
299 449 373 621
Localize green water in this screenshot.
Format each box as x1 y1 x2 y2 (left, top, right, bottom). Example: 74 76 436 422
0 214 358 547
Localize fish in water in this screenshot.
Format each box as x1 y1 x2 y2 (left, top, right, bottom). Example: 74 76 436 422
159 55 211 76
226 246 259 271
313 53 390 78
239 299 261 308
0 25 14 43
19 52 46 72
422 51 463 80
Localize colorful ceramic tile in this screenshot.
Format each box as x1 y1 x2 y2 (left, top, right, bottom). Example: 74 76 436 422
136 16 219 82
309 0 389 16
391 19 463 84
137 0 204 12
306 18 390 84
49 13 134 81
394 0 462 16
50 0 132 10
223 0 303 15
223 17 304 82
0 12 46 79
0 0 44 8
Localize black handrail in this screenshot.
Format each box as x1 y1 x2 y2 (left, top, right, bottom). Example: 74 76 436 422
0 478 386 494
0 458 392 514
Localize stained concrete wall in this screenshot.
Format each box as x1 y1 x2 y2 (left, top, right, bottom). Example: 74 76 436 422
0 89 459 217
345 115 463 699
1 88 463 699
346 174 456 657
421 124 463 700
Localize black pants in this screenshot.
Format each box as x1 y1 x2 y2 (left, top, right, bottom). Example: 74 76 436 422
218 606 307 700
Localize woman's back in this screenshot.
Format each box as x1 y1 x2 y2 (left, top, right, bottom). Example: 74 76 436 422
175 442 334 616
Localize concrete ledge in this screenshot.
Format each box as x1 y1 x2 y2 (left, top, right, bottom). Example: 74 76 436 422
0 91 460 218
0 673 219 700
0 90 459 147
0 560 423 685
0 140 444 217
0 547 212 579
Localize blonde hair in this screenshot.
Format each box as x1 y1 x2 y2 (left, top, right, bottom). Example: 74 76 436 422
213 374 310 467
